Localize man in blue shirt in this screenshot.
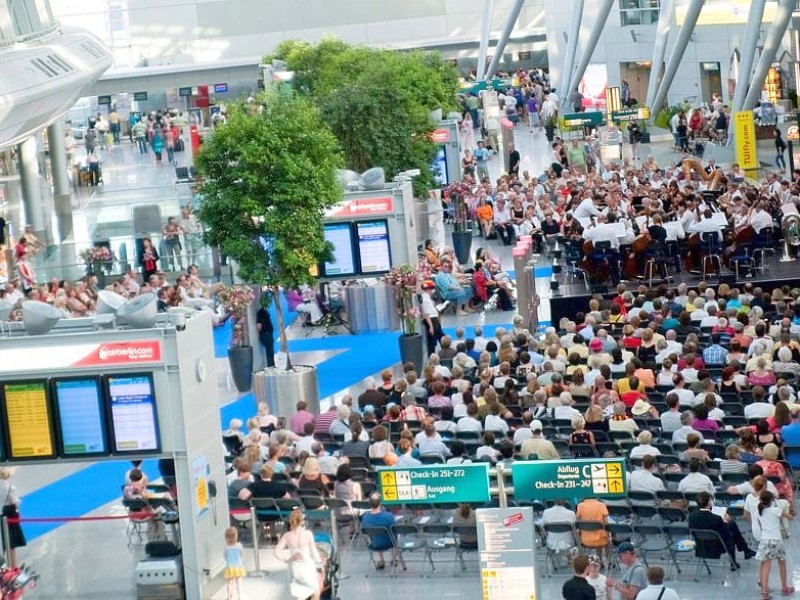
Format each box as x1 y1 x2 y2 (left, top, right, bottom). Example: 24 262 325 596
781 407 800 469
474 140 490 182
361 493 397 570
434 260 473 316
702 334 728 366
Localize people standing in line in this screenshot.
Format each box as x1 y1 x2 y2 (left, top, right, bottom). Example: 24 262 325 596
86 150 100 186
756 491 794 599
108 108 121 144
165 126 176 165
84 127 96 155
96 114 109 150
508 142 521 177
179 204 202 266
151 126 165 163
64 129 76 169
775 128 787 172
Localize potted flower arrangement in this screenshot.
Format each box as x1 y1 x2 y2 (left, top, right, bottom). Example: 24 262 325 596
217 284 256 392
443 180 474 265
80 245 113 285
385 263 425 371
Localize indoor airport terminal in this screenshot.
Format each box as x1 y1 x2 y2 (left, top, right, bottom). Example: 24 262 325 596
5 0 800 599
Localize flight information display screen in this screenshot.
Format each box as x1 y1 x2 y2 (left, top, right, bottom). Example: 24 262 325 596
53 378 108 456
355 220 392 274
106 374 160 453
3 381 54 459
322 222 357 276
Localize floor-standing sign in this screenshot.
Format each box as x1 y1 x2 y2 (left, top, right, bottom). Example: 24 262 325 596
477 507 537 600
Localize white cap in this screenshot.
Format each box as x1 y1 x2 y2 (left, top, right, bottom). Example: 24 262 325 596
530 419 544 432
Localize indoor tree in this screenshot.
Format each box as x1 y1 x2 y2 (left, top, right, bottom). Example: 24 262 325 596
196 90 343 365
267 39 459 195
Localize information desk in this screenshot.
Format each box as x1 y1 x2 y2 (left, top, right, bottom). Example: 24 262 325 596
344 284 400 334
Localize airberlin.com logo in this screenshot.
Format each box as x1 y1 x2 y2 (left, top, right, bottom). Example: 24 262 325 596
98 344 157 361
74 341 162 366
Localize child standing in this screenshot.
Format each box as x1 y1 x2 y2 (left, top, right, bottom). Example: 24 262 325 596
756 491 794 599
224 527 245 600
586 555 607 600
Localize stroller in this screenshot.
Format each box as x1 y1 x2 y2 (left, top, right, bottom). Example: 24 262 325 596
314 532 340 600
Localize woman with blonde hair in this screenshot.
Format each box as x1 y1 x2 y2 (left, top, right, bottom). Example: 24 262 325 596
0 467 24 567
274 509 323 600
757 443 794 506
584 404 608 433
297 457 330 505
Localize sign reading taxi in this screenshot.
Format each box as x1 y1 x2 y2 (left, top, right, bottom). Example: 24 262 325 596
512 458 627 502
377 464 491 505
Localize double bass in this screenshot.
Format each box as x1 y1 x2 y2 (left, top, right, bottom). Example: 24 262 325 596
624 215 651 279
580 239 610 283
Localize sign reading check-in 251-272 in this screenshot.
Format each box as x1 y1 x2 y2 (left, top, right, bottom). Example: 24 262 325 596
512 458 627 502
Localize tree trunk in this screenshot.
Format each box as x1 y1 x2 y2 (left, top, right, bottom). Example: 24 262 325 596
272 288 292 370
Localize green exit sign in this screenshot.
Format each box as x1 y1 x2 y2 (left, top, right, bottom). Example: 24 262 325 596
133 91 148 102
512 458 627 502
377 464 491 505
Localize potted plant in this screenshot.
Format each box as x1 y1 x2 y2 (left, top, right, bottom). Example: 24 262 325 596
80 245 113 287
544 114 558 142
385 263 425 371
217 284 256 392
196 89 343 411
444 180 474 265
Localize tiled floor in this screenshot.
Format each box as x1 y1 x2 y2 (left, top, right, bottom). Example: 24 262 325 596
14 123 794 599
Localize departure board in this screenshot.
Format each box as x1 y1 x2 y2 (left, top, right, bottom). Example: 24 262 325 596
53 378 108 457
355 220 392 274
106 374 160 453
322 223 357 277
2 381 54 459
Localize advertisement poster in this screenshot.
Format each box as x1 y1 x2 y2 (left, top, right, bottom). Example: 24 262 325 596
578 64 608 109
193 454 210 519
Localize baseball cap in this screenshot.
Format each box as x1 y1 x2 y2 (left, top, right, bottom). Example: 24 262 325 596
530 419 543 432
616 542 635 555
589 338 603 351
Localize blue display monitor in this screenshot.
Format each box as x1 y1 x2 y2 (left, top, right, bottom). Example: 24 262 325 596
322 222 357 277
105 373 160 454
52 377 109 457
355 219 392 274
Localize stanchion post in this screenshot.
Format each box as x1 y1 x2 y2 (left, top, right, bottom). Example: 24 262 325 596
789 141 795 175
246 508 269 578
1 516 10 567
497 464 508 509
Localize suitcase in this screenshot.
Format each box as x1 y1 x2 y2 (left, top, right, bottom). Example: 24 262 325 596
174 138 184 152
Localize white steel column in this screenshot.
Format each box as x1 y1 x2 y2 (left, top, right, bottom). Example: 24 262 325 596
645 0 675 110
742 0 794 110
559 0 584 95
484 0 525 80
568 0 614 94
476 0 495 82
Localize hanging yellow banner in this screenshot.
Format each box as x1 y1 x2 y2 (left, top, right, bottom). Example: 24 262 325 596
733 110 758 171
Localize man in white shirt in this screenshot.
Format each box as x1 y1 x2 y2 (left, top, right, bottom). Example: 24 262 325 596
744 397 775 419
493 198 515 245
672 411 705 444
750 204 773 234
628 455 665 496
688 208 724 242
670 375 697 407
573 196 603 220
513 412 534 446
583 216 620 250
456 403 483 433
659 395 683 433
678 459 715 495
541 94 558 120
541 499 576 556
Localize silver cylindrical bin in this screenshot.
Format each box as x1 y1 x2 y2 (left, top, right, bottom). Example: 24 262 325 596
344 284 399 334
252 366 320 417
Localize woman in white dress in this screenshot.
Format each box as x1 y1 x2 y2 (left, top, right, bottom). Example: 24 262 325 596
459 112 475 153
274 509 323 600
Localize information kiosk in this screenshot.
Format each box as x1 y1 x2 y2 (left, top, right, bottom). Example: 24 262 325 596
0 310 228 599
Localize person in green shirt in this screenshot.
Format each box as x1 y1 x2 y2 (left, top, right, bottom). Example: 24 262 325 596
131 120 148 154
567 139 586 175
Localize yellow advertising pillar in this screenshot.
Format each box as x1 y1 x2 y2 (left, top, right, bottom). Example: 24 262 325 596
733 110 759 177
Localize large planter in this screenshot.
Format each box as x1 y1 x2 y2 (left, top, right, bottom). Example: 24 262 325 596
228 346 254 392
253 365 320 416
398 333 425 373
451 229 473 266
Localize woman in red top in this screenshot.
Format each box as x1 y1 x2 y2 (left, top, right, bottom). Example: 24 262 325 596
688 109 704 139
619 376 647 408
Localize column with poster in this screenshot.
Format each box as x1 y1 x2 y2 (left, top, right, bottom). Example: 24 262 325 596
477 507 537 600
733 110 759 176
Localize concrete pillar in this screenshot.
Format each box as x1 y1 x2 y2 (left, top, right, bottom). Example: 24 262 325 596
484 0 525 80
47 121 73 242
17 137 46 242
731 0 767 114
650 0 704 119
644 0 674 110
559 0 584 96
476 0 494 82
742 0 794 111
568 0 614 94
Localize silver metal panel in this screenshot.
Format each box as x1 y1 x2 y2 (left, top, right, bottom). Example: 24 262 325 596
345 283 400 334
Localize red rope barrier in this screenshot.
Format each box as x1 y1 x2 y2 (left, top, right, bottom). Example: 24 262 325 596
7 509 251 524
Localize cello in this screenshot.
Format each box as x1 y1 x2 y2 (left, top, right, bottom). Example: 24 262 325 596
624 214 651 279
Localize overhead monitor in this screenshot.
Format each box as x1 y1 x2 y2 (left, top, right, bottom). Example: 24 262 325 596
355 219 392 274
432 147 448 185
2 380 54 459
52 377 108 457
105 373 160 454
322 222 357 277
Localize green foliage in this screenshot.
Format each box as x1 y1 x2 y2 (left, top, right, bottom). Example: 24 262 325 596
196 91 343 291
269 38 459 195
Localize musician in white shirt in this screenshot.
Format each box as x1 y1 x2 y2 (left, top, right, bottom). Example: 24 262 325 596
749 203 773 234
573 196 603 220
688 209 723 241
584 215 621 250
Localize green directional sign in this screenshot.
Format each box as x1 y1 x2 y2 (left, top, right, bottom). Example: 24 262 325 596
611 106 651 122
377 464 491 505
512 458 627 502
562 111 604 128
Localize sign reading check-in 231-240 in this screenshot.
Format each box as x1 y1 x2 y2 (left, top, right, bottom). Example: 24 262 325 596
511 459 627 502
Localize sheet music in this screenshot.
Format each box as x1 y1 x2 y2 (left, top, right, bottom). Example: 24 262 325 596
710 213 728 227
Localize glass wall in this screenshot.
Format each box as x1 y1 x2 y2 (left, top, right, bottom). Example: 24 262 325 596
619 0 661 26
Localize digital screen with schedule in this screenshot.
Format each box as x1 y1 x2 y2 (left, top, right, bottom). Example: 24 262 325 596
3 381 54 459
106 374 160 453
356 220 392 274
322 222 357 276
53 378 108 456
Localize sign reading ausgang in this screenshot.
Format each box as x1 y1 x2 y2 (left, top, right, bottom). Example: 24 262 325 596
377 464 490 505
512 458 627 502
